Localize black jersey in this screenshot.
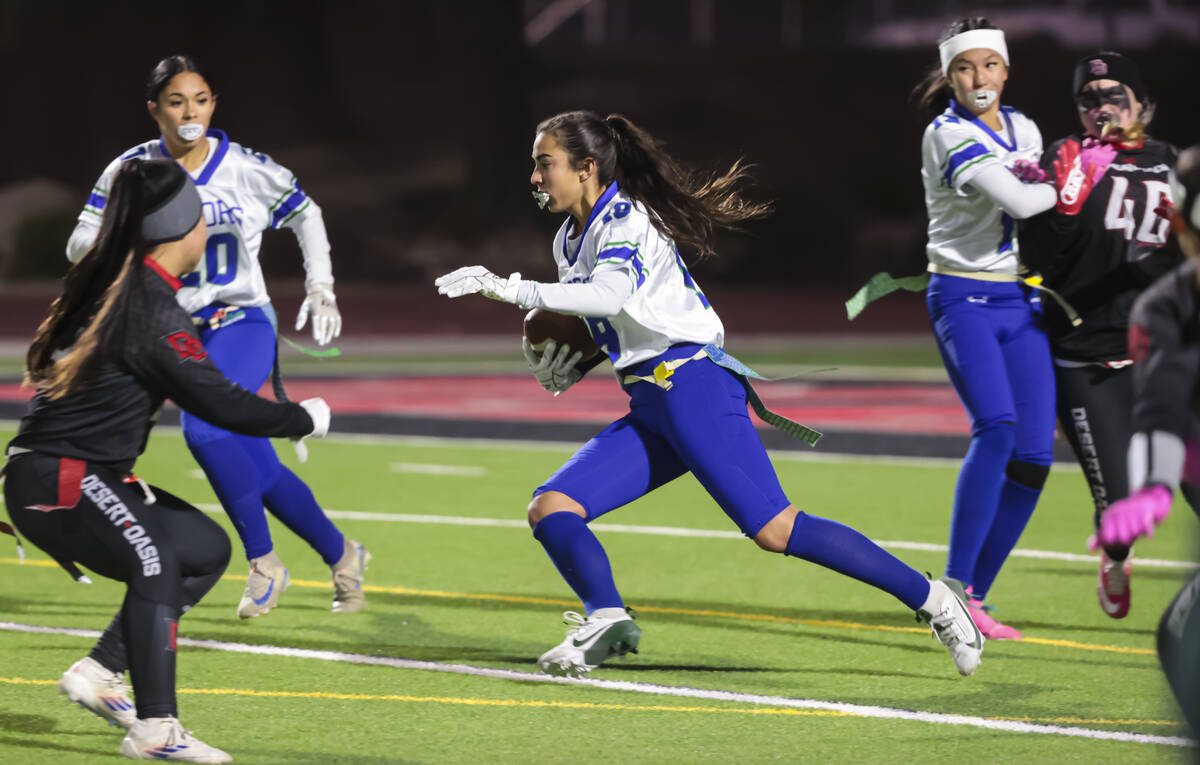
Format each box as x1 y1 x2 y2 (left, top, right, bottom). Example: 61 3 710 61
1019 136 1179 362
9 262 312 472
1127 258 1200 441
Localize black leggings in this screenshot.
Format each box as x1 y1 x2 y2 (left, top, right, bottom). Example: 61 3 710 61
4 453 230 719
1054 364 1134 560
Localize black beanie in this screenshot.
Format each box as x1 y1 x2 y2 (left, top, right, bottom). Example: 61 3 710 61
1073 52 1147 101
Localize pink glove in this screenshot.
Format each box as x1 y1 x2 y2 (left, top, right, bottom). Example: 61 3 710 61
1080 137 1119 182
1088 484 1172 550
1009 159 1047 184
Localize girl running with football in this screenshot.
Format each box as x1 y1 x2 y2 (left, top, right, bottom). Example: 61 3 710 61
435 110 984 678
913 17 1114 639
65 55 368 619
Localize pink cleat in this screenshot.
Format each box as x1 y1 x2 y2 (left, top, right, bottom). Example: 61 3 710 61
964 586 1023 640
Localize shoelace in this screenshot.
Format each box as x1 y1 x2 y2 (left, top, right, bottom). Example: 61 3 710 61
1103 560 1129 595
154 719 196 750
930 602 969 646
102 674 132 699
560 610 588 635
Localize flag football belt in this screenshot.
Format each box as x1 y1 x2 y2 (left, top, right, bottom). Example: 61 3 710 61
845 264 1081 327
193 306 247 331
621 346 823 447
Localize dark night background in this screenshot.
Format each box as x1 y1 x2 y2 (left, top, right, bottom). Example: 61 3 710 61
1 0 1197 295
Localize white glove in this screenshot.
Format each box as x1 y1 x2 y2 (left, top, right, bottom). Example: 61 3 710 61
522 337 583 395
292 397 331 463
295 283 342 346
435 266 522 303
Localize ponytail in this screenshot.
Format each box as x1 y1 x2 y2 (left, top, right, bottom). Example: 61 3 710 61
536 110 772 259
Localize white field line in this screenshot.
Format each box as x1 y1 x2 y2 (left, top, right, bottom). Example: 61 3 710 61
0 620 1189 748
388 463 486 477
189 504 1199 570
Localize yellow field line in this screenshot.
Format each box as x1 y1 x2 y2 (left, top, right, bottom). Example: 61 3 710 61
0 558 1156 656
0 676 1179 728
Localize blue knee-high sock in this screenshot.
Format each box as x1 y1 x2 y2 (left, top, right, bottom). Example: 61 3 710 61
969 461 1049 599
785 511 930 611
532 512 623 614
945 422 1016 586
189 437 272 560
262 466 345 566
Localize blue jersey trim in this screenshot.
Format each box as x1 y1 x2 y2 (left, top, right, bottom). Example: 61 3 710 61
562 182 622 267
942 142 992 186
596 246 646 289
949 99 1016 152
86 192 107 210
119 146 148 161
270 188 308 229
158 128 230 186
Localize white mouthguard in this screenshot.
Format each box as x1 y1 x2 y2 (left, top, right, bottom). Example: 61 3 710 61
177 124 205 142
532 190 550 210
967 89 998 111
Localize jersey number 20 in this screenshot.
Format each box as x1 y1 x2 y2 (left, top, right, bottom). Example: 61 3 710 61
180 232 239 287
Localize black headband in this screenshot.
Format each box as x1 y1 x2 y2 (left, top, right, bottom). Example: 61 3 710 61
1073 52 1147 102
141 175 202 245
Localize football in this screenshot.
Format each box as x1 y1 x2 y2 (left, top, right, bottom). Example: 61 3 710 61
523 308 602 359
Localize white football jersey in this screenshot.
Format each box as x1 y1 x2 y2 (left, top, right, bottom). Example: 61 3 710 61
921 101 1044 274
74 130 330 314
551 184 724 369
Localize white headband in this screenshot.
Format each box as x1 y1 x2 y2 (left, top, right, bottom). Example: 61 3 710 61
939 29 1009 76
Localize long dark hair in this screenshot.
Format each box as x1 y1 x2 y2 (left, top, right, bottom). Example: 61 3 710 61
536 110 772 259
912 17 999 117
146 54 206 102
26 159 187 398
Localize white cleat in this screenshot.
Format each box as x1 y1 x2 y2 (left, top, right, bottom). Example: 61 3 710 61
537 609 642 678
1097 550 1132 619
331 538 371 613
236 550 290 619
918 578 985 676
58 656 137 729
120 716 232 762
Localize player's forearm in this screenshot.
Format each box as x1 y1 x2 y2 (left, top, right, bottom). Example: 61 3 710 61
288 202 334 291
516 270 635 316
969 165 1057 219
66 220 99 263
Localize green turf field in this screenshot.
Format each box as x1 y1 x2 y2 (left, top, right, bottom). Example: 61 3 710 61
1 426 1197 763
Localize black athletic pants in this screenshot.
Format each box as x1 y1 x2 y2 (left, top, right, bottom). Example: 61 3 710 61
1054 364 1134 560
4 452 230 719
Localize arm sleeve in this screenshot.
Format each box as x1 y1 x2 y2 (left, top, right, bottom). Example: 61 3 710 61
66 218 101 263
1126 272 1200 490
516 268 635 316
66 160 122 262
286 201 334 292
248 151 334 291
965 164 1057 219
129 304 314 439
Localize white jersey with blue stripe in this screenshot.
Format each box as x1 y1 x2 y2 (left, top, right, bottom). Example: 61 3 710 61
551 184 724 370
921 100 1044 274
76 130 328 314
